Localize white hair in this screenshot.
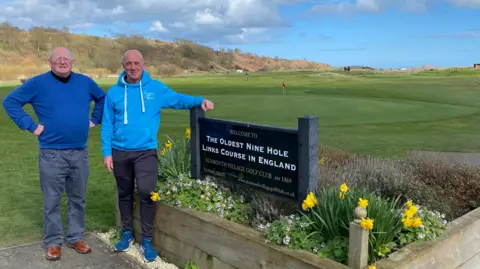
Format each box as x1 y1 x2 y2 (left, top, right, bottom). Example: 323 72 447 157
49 47 75 60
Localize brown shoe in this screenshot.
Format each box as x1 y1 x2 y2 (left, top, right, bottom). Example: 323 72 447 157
46 246 61 261
66 240 92 254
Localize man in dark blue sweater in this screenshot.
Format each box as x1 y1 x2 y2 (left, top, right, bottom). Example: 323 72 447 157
2 47 106 261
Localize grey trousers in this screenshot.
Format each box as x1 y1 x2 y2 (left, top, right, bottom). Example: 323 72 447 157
38 148 89 247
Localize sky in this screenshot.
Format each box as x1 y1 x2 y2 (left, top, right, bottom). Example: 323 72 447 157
0 0 479 69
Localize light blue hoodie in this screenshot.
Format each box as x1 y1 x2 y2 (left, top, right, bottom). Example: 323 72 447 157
100 70 204 157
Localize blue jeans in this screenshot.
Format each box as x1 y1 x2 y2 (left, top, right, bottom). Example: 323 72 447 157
38 149 89 248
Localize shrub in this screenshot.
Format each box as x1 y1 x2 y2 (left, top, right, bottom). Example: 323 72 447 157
318 146 352 166
405 154 480 219
318 150 480 221
318 154 416 200
158 128 191 180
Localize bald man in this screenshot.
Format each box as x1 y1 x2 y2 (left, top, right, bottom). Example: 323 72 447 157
100 50 214 262
2 47 106 261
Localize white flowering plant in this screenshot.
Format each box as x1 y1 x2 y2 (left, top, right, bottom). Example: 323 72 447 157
153 174 251 226
264 214 322 250
262 214 349 263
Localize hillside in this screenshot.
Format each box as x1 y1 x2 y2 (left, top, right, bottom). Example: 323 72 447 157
0 22 330 80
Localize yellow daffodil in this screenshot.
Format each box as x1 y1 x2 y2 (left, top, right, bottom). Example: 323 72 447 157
401 202 423 228
358 198 368 209
339 183 348 193
319 157 326 165
412 217 422 227
402 216 422 228
402 217 413 227
404 209 415 219
368 265 376 269
302 192 317 211
408 205 418 215
161 148 167 156
165 140 173 149
338 183 348 200
307 192 317 205
360 218 374 230
185 128 191 139
150 192 160 202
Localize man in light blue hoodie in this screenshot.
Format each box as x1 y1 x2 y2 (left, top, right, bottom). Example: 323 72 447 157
100 50 214 262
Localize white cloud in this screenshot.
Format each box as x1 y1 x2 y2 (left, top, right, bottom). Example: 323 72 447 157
0 0 297 44
310 0 480 14
149 21 168 32
194 9 223 25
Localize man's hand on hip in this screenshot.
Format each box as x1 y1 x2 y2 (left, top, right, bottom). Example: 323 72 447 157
104 157 113 172
201 99 214 111
33 124 44 136
89 121 95 128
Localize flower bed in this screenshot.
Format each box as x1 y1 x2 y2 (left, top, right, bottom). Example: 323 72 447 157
148 129 450 268
262 185 447 267
153 176 447 267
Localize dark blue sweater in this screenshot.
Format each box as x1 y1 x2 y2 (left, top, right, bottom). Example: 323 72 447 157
2 71 106 149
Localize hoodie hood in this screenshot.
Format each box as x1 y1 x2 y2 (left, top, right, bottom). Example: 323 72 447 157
117 70 153 124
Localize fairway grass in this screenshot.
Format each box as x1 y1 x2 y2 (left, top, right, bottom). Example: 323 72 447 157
1 69 480 247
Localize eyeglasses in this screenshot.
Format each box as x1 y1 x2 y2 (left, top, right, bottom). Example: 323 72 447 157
51 57 73 63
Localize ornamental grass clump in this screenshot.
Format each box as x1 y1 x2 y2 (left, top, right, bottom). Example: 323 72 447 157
158 128 191 180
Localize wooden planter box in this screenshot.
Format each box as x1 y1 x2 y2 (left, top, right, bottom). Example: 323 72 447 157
124 195 349 269
376 206 480 269
114 191 480 269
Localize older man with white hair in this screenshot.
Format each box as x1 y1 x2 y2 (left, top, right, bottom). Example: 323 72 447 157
2 47 106 261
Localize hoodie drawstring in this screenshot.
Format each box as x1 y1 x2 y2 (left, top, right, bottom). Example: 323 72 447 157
140 81 145 113
124 84 128 124
123 80 145 125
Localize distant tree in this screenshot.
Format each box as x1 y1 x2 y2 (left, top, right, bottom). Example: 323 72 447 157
29 27 47 51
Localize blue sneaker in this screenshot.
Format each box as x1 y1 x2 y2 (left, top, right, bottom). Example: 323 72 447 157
140 238 158 262
113 231 134 252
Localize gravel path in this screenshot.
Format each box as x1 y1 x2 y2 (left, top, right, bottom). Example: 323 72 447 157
96 230 179 269
0 231 179 269
0 233 145 269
